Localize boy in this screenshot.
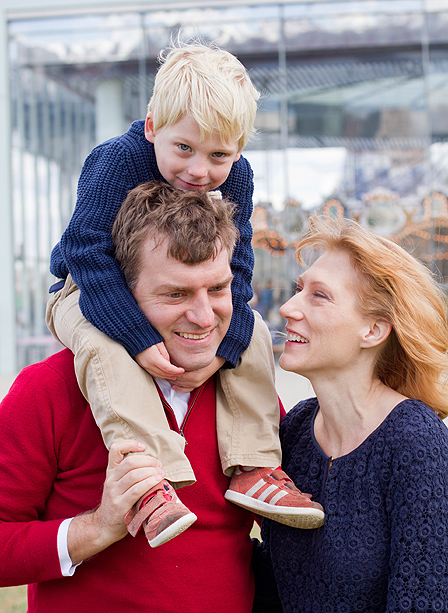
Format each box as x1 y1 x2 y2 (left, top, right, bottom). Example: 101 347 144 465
47 41 325 548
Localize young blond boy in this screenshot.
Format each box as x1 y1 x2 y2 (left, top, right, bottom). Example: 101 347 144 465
47 41 324 548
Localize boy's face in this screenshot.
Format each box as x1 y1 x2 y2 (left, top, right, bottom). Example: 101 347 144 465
145 113 241 192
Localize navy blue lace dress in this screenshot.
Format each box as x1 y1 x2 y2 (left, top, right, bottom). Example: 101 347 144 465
253 398 448 613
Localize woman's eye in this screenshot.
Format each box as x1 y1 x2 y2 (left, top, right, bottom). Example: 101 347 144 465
168 292 183 298
314 291 328 299
295 286 303 294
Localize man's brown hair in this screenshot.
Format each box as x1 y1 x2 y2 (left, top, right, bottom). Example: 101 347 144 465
112 181 238 291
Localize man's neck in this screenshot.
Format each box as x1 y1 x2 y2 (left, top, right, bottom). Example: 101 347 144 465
155 378 191 429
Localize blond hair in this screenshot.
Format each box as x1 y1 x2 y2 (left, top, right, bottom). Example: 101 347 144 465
112 181 238 291
296 215 448 418
147 40 260 151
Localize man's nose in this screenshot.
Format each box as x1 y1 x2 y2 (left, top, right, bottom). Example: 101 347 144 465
186 295 215 328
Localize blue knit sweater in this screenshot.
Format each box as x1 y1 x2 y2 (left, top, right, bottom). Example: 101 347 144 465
253 397 448 612
50 120 255 366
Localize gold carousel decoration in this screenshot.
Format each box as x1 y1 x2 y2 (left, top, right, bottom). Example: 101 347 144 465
392 191 448 270
252 205 289 257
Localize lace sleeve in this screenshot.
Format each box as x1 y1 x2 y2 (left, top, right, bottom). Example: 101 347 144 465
386 405 448 610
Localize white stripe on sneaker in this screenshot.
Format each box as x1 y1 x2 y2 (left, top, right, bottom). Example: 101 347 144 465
269 490 289 505
257 484 278 502
245 478 266 498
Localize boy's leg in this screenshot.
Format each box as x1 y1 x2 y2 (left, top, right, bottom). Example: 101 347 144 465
218 311 325 529
216 311 282 474
46 276 195 488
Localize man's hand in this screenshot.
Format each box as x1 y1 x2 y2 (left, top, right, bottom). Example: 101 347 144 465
135 343 184 379
168 356 225 393
67 440 165 565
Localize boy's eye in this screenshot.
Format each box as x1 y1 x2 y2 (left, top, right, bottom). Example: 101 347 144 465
178 144 191 152
212 152 226 158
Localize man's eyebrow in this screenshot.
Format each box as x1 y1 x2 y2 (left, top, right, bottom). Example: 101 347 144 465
156 274 234 293
155 283 189 293
213 273 234 286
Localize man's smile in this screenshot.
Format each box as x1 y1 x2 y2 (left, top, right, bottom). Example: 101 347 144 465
177 331 212 340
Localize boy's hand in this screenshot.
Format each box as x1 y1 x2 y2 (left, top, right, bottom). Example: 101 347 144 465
135 343 184 379
168 356 225 393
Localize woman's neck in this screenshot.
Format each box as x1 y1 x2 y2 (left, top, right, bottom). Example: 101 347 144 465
311 374 406 459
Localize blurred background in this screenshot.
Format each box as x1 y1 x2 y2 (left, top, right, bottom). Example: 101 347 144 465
2 0 448 392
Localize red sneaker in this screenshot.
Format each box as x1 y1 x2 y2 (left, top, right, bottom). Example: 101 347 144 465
124 480 197 548
224 467 324 529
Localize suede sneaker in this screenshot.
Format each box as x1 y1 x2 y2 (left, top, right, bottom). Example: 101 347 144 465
224 467 324 529
124 480 197 548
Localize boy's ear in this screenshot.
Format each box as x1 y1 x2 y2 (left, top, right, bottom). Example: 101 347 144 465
233 151 242 162
145 112 156 143
360 319 392 349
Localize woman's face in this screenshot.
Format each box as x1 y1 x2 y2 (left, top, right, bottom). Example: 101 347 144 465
279 249 372 379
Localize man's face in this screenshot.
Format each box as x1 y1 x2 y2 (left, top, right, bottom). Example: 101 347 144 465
145 113 241 192
133 235 233 371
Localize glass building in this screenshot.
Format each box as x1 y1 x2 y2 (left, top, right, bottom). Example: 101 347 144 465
2 0 448 373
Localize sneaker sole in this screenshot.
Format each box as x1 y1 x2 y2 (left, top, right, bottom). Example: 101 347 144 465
148 512 198 548
224 491 325 529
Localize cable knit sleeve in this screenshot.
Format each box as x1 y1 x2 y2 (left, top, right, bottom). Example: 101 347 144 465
50 123 164 355
217 154 255 367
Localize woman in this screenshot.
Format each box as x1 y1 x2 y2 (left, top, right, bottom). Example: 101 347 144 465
253 215 448 613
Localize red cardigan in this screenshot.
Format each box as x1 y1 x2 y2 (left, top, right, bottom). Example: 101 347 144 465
0 350 256 612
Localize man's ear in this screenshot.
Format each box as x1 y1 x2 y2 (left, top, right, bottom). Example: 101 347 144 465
360 319 392 349
145 112 156 143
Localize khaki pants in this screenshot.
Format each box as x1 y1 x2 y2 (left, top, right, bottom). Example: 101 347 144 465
46 276 282 488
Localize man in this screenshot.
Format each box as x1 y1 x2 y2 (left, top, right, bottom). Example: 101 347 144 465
0 184 318 612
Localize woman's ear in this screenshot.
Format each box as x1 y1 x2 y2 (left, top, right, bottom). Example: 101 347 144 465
361 319 392 349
